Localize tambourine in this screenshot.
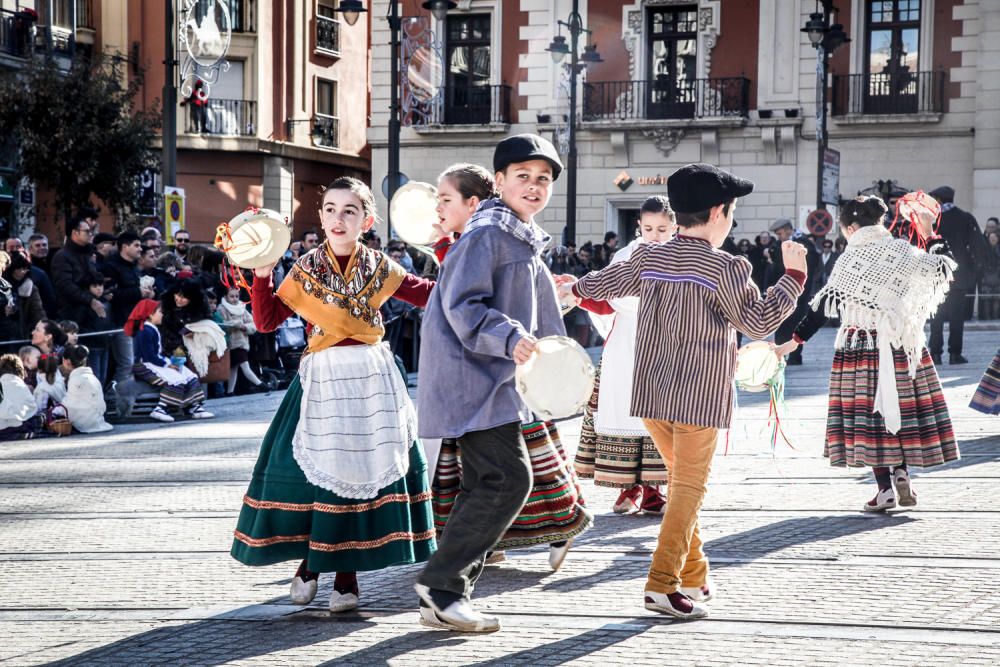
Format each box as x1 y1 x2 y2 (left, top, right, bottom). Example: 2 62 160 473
515 336 595 419
734 341 783 393
891 190 941 246
216 207 291 269
390 181 440 246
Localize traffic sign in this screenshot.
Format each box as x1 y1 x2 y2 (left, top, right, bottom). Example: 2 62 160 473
163 187 185 245
806 208 834 236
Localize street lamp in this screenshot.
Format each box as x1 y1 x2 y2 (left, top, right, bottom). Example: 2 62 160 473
546 0 602 247
336 0 455 239
802 1 849 211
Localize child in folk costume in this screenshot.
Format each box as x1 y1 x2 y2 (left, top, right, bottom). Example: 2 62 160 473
216 286 267 395
416 136 568 632
0 353 42 441
970 349 1000 415
126 299 209 423
230 177 436 614
776 195 959 511
576 195 676 515
33 353 66 415
60 344 113 433
561 164 807 619
429 163 591 569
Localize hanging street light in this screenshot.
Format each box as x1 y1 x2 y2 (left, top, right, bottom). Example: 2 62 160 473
545 0 602 246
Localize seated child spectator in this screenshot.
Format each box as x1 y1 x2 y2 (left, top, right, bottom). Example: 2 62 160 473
60 344 113 433
126 299 211 423
216 286 266 395
59 320 79 346
18 345 40 390
33 352 66 414
0 353 42 441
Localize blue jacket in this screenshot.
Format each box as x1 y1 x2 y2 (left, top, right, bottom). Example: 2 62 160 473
416 199 566 439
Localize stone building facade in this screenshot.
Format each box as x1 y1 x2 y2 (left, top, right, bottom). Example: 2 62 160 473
369 0 999 244
3 0 371 243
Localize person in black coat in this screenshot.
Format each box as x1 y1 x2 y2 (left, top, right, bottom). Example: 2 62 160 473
927 186 990 364
49 210 103 326
768 218 822 365
102 232 156 384
747 231 775 292
160 279 210 358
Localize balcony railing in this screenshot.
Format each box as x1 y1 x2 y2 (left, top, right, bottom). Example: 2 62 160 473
443 84 511 125
316 14 339 54
76 0 94 30
831 70 945 116
313 115 339 148
583 77 751 122
0 9 34 58
184 98 257 136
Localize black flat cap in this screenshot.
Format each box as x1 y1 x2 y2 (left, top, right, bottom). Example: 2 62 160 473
493 134 563 180
928 186 955 203
667 163 754 214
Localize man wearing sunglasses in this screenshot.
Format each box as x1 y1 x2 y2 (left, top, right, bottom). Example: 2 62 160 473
50 207 106 323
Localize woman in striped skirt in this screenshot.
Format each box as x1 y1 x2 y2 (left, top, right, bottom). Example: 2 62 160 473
427 163 592 570
777 195 959 511
126 299 207 422
970 349 1000 415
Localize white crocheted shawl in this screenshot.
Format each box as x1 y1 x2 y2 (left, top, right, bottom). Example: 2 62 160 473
810 225 956 377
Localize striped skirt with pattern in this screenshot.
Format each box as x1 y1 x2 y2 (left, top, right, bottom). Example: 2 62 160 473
824 330 958 468
432 421 593 550
575 361 668 487
231 375 435 572
132 363 205 410
970 349 1000 416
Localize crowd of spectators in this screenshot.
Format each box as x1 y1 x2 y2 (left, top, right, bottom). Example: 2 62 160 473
2 201 998 439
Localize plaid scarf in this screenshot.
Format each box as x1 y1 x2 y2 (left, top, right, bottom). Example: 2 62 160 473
464 198 551 255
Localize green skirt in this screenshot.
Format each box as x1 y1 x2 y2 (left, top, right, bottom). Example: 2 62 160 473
231 375 436 572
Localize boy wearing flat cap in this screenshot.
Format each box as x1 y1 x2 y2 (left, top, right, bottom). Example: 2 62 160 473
415 134 567 632
561 163 808 619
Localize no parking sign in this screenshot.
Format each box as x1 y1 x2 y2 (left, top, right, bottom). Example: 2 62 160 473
806 209 834 237
164 187 185 245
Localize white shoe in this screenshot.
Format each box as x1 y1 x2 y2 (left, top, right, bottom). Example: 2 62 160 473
893 469 917 507
863 487 896 512
289 576 318 605
680 580 714 602
149 407 174 423
328 589 359 613
643 590 709 619
548 539 572 571
189 407 214 419
415 584 500 633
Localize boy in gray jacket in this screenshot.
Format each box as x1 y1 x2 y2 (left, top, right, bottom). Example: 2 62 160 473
415 135 566 632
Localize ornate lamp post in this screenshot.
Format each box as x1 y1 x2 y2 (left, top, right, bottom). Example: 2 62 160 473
802 1 849 211
337 0 455 239
546 0 601 247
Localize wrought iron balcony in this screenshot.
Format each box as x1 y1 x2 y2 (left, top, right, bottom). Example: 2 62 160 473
316 14 339 54
831 70 945 117
313 115 339 149
582 77 751 122
76 0 94 30
184 98 257 136
0 9 34 58
443 84 511 125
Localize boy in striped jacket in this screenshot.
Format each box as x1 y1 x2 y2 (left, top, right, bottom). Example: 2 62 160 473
560 163 808 619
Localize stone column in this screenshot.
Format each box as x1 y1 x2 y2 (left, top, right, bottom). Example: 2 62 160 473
263 156 294 222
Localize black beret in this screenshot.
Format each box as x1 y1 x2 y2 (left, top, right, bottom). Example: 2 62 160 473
493 134 563 181
928 186 955 203
93 232 116 246
667 163 754 213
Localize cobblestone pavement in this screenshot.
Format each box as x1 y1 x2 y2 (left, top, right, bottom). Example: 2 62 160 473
2 329 999 666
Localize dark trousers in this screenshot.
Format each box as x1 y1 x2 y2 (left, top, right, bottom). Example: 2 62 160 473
929 286 969 356
775 296 810 360
417 421 532 597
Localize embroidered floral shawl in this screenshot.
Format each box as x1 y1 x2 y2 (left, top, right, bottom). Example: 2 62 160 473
277 241 406 353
